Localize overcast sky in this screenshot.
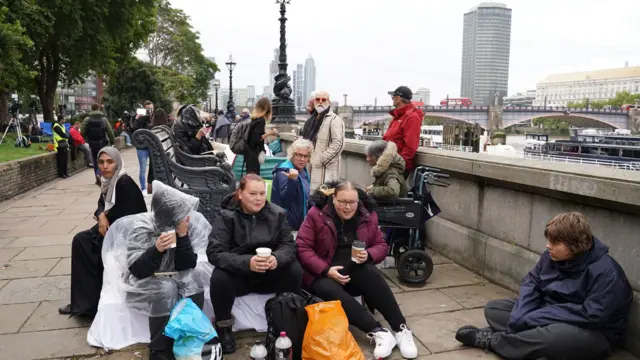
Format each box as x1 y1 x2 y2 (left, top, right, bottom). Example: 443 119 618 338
170 0 638 106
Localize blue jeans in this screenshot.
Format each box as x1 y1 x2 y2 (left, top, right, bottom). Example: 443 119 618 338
136 149 149 191
122 132 132 146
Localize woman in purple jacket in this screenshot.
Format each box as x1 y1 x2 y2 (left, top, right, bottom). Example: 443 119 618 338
296 181 418 360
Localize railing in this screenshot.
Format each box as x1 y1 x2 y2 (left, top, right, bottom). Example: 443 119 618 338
439 144 473 152
312 105 631 114
521 152 640 171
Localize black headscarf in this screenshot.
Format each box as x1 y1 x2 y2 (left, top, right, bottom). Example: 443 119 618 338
177 104 201 136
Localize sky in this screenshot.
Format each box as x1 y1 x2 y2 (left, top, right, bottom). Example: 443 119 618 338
170 0 639 106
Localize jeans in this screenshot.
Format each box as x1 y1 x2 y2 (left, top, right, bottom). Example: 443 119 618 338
485 298 612 360
122 132 132 146
77 144 93 166
136 149 149 191
90 145 101 176
310 262 406 333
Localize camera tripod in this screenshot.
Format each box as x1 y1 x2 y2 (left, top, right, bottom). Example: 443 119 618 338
0 115 26 147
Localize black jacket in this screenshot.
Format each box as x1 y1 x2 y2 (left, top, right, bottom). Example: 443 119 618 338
128 234 197 280
94 174 148 225
172 121 213 155
206 194 297 274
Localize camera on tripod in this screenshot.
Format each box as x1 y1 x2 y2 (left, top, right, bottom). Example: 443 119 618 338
8 101 21 117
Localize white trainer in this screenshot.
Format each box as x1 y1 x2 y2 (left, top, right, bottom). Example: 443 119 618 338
368 328 397 359
395 324 418 359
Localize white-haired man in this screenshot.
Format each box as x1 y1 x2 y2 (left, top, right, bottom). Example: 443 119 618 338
300 91 345 190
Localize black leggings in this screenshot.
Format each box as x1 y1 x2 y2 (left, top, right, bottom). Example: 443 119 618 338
310 262 406 333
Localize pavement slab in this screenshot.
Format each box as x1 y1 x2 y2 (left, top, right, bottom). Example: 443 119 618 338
392 289 463 317
0 238 16 249
0 258 59 280
407 308 488 354
0 302 39 334
382 263 485 292
0 222 77 238
4 234 74 248
0 248 23 262
21 299 92 332
439 284 518 309
12 245 71 261
0 328 97 359
0 275 70 304
47 257 71 276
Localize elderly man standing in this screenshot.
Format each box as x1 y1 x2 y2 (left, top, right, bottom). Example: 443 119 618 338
300 91 345 190
383 86 423 178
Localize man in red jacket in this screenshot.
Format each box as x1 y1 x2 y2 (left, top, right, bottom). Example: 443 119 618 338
69 120 93 168
383 86 423 178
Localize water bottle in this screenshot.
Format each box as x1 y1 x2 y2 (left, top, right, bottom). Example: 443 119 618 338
250 340 268 360
274 331 292 359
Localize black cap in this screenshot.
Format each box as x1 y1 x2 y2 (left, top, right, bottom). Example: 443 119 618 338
388 86 412 101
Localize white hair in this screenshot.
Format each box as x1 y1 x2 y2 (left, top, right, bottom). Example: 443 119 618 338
287 138 314 160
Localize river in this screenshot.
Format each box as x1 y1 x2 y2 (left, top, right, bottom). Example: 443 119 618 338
506 134 569 152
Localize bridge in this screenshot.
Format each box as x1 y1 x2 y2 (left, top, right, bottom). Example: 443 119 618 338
296 106 640 132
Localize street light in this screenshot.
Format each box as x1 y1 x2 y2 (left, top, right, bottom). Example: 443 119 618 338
213 78 221 113
225 54 236 117
271 0 296 123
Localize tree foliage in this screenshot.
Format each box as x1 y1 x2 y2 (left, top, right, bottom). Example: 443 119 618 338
567 91 640 109
1 0 157 121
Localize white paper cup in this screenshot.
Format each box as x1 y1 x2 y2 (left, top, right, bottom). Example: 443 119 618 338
256 247 272 257
163 230 177 248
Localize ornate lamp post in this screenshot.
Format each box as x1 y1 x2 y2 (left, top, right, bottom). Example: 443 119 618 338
271 0 296 123
213 78 220 113
225 54 236 117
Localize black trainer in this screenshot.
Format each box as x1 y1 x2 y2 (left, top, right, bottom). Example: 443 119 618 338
58 304 72 315
455 325 493 350
216 325 236 354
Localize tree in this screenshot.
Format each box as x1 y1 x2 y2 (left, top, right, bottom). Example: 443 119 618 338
423 116 443 125
0 6 35 126
2 0 157 121
567 91 640 109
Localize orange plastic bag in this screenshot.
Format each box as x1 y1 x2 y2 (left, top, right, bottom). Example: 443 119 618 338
302 300 364 360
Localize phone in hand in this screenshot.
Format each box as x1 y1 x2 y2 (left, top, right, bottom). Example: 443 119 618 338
136 108 146 116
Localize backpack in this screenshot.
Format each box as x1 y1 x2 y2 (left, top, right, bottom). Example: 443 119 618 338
264 292 309 360
86 117 107 146
228 119 252 154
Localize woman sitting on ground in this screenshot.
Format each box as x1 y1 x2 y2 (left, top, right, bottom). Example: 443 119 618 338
296 181 418 360
59 147 147 317
95 181 218 360
207 174 302 355
271 138 313 231
365 140 407 200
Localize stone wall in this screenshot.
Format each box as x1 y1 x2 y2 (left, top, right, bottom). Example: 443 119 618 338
280 134 640 356
0 137 127 202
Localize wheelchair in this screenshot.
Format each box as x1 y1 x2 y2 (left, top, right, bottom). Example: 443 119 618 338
375 166 450 284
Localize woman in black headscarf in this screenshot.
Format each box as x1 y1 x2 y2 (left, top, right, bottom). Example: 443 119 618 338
172 104 214 155
59 147 147 317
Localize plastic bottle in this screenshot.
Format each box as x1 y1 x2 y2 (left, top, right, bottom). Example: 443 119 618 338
250 340 268 360
274 331 292 360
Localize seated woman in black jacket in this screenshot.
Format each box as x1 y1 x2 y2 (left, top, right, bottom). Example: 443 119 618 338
172 104 214 155
207 174 302 355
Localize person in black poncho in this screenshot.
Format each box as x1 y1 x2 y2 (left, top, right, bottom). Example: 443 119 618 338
172 104 214 155
59 147 147 317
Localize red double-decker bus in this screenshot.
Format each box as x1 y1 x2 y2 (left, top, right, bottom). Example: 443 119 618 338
440 98 472 106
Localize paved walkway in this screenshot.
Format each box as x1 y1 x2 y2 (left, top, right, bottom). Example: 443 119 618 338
0 149 637 360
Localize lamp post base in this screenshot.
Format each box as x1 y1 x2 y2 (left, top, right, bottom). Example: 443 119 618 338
271 102 297 124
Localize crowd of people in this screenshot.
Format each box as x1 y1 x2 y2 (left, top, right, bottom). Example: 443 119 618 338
55 86 633 360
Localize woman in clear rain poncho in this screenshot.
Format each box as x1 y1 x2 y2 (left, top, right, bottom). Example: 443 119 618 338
90 180 216 359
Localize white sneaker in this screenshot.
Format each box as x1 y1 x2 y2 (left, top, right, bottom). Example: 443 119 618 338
368 328 397 359
395 324 418 359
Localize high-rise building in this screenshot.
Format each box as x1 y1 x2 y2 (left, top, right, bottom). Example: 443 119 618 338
262 86 271 100
460 3 512 105
293 64 304 110
413 88 431 105
269 49 279 98
303 56 316 106
247 85 256 106
206 56 217 94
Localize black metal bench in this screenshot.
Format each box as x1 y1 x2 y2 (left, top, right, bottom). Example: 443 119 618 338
132 126 236 222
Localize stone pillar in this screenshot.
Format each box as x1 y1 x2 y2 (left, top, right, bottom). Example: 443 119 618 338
488 105 503 130
629 108 640 134
337 106 354 129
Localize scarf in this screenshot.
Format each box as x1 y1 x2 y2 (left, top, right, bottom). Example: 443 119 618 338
301 107 330 145
98 147 127 212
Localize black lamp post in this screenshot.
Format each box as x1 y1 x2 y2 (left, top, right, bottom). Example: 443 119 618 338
225 54 236 117
271 0 296 123
213 78 220 113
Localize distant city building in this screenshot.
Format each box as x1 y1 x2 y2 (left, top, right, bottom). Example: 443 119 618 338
206 56 217 94
460 3 512 105
262 85 272 100
534 66 640 106
504 90 536 106
57 74 104 115
247 85 256 106
303 56 316 106
269 49 279 99
413 88 431 105
293 64 304 109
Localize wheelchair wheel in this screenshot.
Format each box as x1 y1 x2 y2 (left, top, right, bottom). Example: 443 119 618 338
392 237 409 260
397 249 433 284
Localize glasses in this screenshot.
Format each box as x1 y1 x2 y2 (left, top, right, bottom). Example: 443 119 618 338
336 199 358 208
294 153 311 159
315 97 329 103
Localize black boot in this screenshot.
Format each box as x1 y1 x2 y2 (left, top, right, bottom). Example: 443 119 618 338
215 319 236 354
455 325 493 350
149 315 174 359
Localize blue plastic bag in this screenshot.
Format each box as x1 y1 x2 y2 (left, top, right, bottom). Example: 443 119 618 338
164 298 218 360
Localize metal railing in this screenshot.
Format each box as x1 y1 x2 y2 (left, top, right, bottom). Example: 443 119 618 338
521 152 640 171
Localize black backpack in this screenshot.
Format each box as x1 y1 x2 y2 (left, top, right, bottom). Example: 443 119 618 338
264 292 314 360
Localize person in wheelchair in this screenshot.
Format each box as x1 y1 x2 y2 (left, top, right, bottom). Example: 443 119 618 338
365 140 408 200
296 181 418 359
96 181 217 360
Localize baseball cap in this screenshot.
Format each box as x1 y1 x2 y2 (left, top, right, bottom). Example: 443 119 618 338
388 86 413 101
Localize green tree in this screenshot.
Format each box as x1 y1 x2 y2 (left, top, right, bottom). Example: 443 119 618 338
423 116 443 125
0 6 35 125
567 99 607 109
607 91 640 107
2 0 157 121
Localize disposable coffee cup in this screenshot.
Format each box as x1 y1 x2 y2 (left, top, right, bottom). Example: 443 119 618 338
163 230 177 248
351 241 366 262
256 247 272 258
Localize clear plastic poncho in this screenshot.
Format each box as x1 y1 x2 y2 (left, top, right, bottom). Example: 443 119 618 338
101 180 214 317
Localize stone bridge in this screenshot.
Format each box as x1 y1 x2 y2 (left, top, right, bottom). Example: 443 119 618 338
296 106 640 131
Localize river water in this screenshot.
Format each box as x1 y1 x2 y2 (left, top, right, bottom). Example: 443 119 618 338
506 134 569 152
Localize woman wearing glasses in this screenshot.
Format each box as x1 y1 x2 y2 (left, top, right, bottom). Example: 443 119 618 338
271 138 313 231
296 181 418 359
